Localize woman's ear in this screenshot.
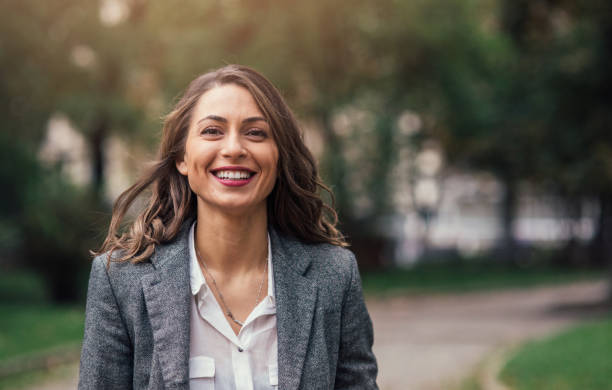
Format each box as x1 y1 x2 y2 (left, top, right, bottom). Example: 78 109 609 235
176 157 188 176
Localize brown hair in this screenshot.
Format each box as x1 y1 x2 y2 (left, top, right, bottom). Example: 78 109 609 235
94 64 346 263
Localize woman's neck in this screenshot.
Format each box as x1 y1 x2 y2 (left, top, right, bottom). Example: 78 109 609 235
194 203 269 276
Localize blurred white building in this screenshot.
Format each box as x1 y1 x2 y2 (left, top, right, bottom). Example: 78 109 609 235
393 171 597 266
38 113 141 203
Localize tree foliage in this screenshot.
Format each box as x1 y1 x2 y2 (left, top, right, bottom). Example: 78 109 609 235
1 0 612 299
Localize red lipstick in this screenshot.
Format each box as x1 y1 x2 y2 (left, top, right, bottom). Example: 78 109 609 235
210 166 256 187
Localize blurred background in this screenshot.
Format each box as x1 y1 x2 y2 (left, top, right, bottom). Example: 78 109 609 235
1 0 611 389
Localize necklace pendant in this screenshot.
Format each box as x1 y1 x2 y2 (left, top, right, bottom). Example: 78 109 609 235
227 311 244 327
233 318 245 327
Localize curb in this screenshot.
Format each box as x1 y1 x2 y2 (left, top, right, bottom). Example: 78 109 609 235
477 346 513 390
0 343 81 378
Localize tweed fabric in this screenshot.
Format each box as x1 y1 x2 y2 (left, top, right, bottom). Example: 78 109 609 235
79 221 378 389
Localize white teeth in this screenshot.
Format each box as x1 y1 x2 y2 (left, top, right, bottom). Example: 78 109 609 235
214 170 252 180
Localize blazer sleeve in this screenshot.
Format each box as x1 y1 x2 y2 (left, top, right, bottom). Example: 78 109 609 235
79 256 133 390
335 252 379 389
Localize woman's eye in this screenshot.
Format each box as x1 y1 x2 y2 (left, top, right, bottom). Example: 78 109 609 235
246 129 267 138
201 127 222 136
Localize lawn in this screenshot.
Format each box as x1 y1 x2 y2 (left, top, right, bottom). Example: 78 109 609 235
0 304 84 361
0 303 84 389
361 263 604 296
500 317 612 390
0 270 85 361
0 270 85 388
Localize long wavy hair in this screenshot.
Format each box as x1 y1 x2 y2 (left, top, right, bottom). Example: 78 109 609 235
94 64 346 263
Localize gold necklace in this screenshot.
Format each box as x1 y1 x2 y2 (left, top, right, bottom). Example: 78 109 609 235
194 239 268 328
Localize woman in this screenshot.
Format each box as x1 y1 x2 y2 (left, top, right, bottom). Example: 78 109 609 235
79 64 378 390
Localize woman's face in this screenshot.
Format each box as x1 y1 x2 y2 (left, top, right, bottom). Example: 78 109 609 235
176 84 279 217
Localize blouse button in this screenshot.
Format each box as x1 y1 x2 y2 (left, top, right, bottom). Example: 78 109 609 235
238 347 244 352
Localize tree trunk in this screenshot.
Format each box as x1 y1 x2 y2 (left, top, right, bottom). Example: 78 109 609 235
559 196 587 266
590 192 612 266
90 114 109 199
499 176 518 262
317 109 350 220
590 192 612 303
501 0 530 45
589 192 612 302
370 115 394 215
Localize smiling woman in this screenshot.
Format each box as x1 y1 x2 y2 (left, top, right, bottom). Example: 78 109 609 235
80 65 378 390
176 84 279 217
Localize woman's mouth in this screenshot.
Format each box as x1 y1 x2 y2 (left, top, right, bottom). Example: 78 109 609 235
211 169 256 187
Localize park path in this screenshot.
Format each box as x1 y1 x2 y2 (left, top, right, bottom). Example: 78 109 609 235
369 280 609 390
24 280 608 390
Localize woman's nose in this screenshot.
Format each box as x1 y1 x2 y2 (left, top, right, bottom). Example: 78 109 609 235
220 132 247 159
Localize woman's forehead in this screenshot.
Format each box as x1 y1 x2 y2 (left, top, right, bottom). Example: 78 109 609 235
193 84 264 121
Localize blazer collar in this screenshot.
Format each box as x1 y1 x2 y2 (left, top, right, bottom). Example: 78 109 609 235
141 219 317 390
148 218 194 270
269 227 317 390
141 219 193 389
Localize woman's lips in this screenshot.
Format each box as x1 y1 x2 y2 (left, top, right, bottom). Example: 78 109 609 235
212 174 255 187
210 169 256 187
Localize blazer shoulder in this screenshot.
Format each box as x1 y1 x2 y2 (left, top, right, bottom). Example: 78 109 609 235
91 217 192 279
92 251 153 276
270 227 361 289
298 241 359 284
306 241 355 265
89 251 154 298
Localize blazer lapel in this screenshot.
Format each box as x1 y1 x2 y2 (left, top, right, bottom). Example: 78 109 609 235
141 222 192 389
270 228 317 390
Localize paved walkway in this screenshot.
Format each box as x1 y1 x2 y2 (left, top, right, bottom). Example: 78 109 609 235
25 281 609 390
369 280 609 390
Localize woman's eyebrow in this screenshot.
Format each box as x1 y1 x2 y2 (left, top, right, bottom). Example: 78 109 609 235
198 115 227 124
242 116 267 124
197 115 267 125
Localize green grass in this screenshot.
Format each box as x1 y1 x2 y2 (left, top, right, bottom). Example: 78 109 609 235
0 363 78 390
458 377 482 390
0 271 48 304
500 317 612 390
0 303 84 389
361 263 604 296
0 304 84 361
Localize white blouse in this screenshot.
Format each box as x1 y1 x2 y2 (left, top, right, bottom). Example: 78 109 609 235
188 223 278 390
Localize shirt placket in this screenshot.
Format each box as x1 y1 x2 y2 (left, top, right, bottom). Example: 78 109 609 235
233 324 253 390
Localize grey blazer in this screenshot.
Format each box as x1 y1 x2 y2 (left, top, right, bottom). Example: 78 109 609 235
79 222 378 389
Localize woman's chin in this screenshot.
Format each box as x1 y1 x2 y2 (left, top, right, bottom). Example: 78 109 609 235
200 198 267 218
